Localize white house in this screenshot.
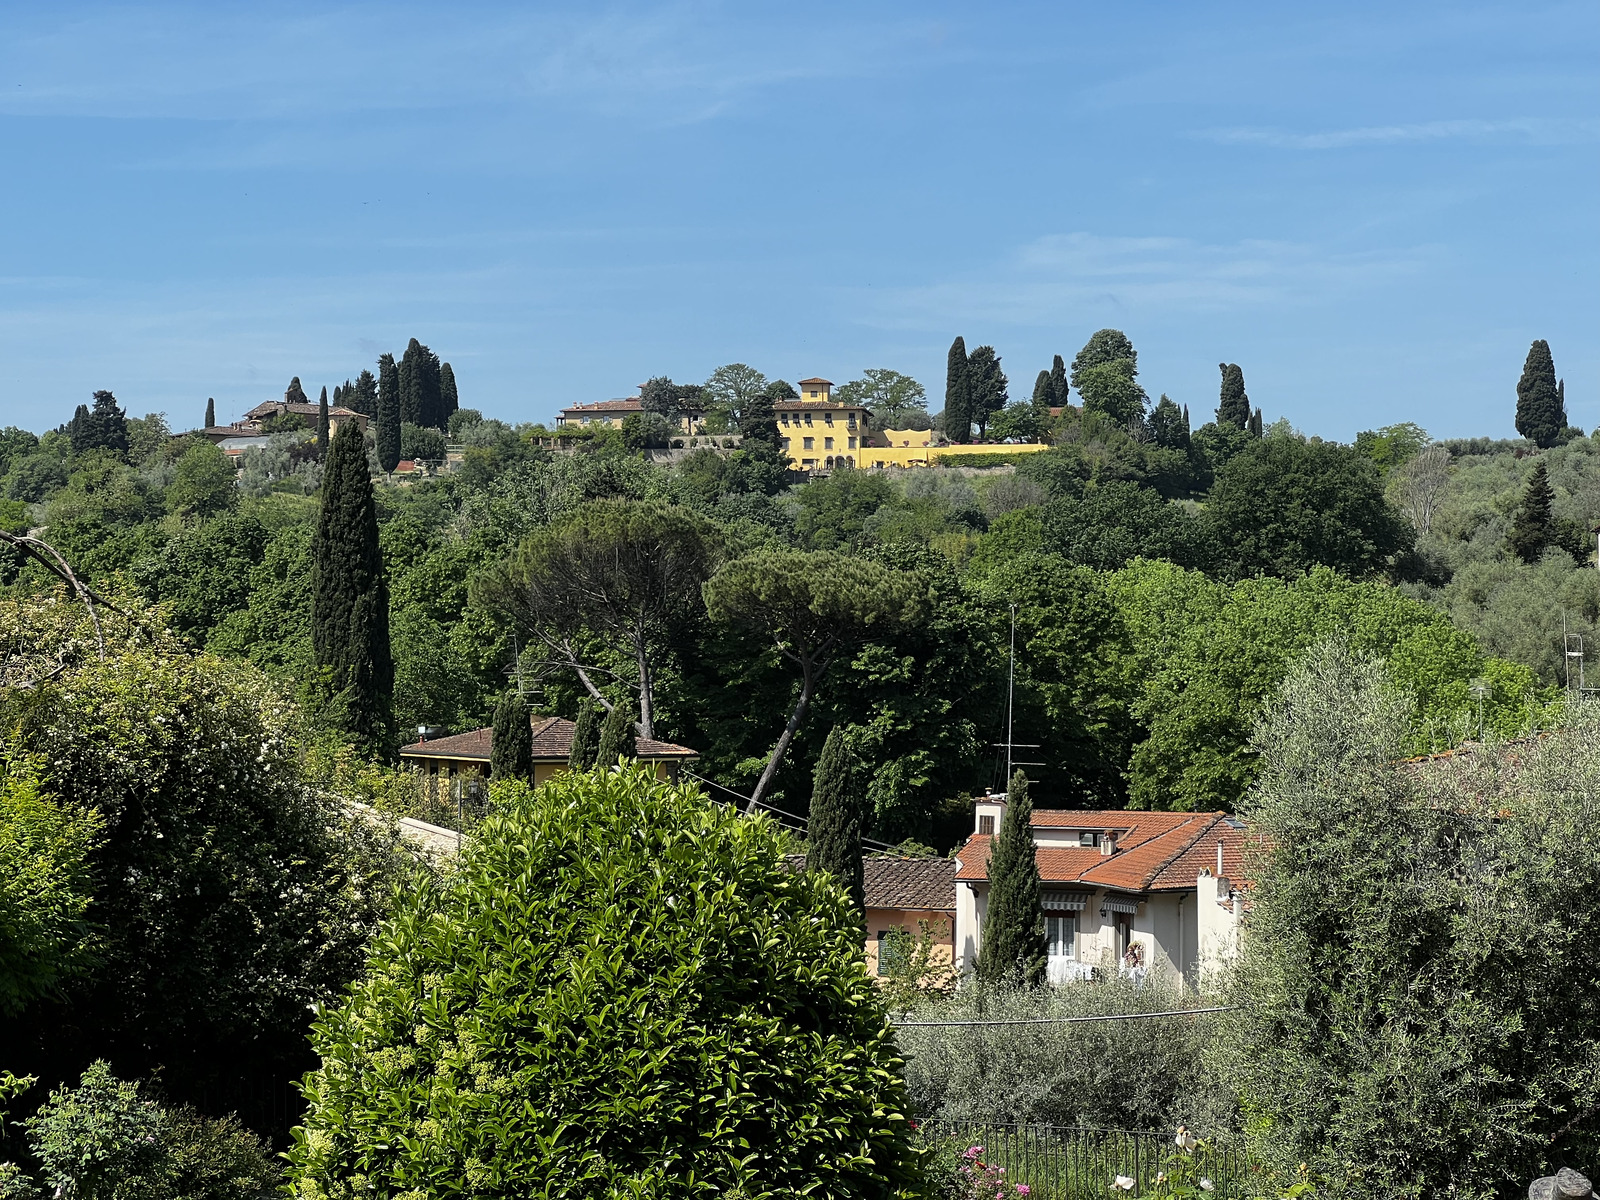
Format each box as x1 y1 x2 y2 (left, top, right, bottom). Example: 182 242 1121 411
953 798 1248 988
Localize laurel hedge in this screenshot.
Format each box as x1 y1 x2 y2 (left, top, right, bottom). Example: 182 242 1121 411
287 764 923 1199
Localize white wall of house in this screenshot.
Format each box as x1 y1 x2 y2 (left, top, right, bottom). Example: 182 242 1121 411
1196 871 1243 986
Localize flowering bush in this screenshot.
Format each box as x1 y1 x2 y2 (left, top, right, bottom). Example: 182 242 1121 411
958 1145 1031 1200
1126 1127 1218 1200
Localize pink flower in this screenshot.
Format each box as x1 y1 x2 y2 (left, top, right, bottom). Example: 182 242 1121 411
1017 1187 1031 1196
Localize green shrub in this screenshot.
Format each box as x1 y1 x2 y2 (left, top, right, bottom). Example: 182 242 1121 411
288 765 923 1198
20 1060 279 1200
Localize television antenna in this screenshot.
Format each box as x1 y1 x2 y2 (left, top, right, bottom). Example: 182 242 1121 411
992 603 1045 787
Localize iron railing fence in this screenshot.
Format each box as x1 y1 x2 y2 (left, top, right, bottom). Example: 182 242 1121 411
920 1121 1252 1200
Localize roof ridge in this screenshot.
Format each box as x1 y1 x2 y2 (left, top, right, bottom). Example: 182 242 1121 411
1138 813 1227 889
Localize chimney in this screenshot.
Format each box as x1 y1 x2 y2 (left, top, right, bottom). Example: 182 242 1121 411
1217 841 1224 876
1100 832 1116 857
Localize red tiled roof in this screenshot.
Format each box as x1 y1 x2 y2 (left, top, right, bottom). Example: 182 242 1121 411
784 855 957 912
796 377 833 386
242 401 362 419
399 715 697 762
955 809 1244 893
560 398 641 414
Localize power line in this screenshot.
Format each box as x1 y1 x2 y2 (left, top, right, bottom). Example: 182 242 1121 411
681 768 899 852
891 1006 1235 1028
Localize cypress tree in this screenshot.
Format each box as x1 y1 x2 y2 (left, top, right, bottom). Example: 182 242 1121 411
440 362 459 426
286 376 309 406
312 420 394 759
807 725 864 916
595 701 637 764
317 386 331 454
966 345 1008 440
1050 354 1069 407
1031 369 1053 411
1516 340 1565 449
399 338 442 429
1249 408 1263 438
78 390 129 457
66 404 91 454
945 336 972 444
352 369 378 418
567 704 600 769
490 690 533 782
376 353 402 473
1507 461 1556 564
1217 363 1250 428
204 397 216 429
974 769 1047 988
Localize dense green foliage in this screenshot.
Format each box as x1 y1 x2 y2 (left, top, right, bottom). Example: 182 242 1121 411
595 698 638 763
973 771 1045 987
1515 338 1565 448
1506 459 1555 563
1230 643 1600 1197
567 703 599 769
488 690 531 781
14 1061 280 1200
287 767 923 1198
313 420 394 758
806 725 865 914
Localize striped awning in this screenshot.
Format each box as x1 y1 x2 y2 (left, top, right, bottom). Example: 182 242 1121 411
1100 894 1142 915
1041 890 1091 912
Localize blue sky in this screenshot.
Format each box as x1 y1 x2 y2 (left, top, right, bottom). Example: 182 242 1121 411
0 2 1594 438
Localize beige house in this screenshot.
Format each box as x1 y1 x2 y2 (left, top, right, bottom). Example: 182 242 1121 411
398 715 699 786
788 854 958 987
954 799 1247 988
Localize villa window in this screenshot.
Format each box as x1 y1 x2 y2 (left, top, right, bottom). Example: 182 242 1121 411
805 413 813 425
848 436 856 449
978 814 995 835
1079 831 1099 848
1046 914 1076 960
803 437 814 450
824 437 834 450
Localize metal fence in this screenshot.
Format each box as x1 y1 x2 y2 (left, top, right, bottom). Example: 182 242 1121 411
920 1121 1252 1200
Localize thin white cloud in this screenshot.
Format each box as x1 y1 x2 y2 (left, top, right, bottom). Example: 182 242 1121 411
1197 117 1600 150
846 232 1433 331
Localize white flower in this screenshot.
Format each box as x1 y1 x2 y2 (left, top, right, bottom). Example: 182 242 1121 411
1175 1126 1198 1152
1200 1179 1214 1192
1113 1176 1136 1192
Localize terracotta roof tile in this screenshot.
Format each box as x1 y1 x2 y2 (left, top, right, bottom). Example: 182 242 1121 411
784 855 957 911
400 716 697 762
560 398 641 414
955 809 1241 892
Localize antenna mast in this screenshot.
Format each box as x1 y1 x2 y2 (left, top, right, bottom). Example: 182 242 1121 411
1006 603 1016 781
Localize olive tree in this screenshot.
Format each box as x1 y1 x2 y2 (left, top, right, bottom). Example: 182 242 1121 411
702 550 927 808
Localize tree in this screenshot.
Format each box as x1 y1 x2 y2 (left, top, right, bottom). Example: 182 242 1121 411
835 369 928 428
1205 434 1414 580
376 352 401 474
477 500 721 739
1043 481 1215 572
702 363 770 429
966 345 1008 440
285 377 309 406
807 725 864 914
400 421 447 462
1398 443 1451 534
316 386 330 454
1516 339 1565 448
0 754 100 1017
595 699 638 763
166 440 237 519
204 397 216 428
439 361 459 427
945 336 972 444
974 770 1046 987
988 403 1041 444
73 391 129 458
702 549 927 807
1354 422 1428 471
1507 460 1556 564
1229 644 1600 1194
1216 363 1250 429
1050 353 1069 407
1071 331 1145 426
287 766 922 1196
313 419 394 758
1031 370 1053 410
397 338 442 429
1148 395 1191 450
567 704 599 769
489 690 533 782
347 369 378 418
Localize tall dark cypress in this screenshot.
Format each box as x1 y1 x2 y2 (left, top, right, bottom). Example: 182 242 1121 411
376 353 402 473
595 701 637 764
1050 354 1069 408
399 338 442 429
490 690 533 782
807 725 864 916
66 404 91 454
86 390 129 456
1217 363 1250 428
567 704 600 769
204 397 216 429
1248 408 1263 438
352 369 378 418
317 386 331 454
439 362 459 427
1516 340 1565 448
974 769 1047 987
1031 369 1053 411
312 420 394 759
1507 461 1556 564
945 336 972 445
